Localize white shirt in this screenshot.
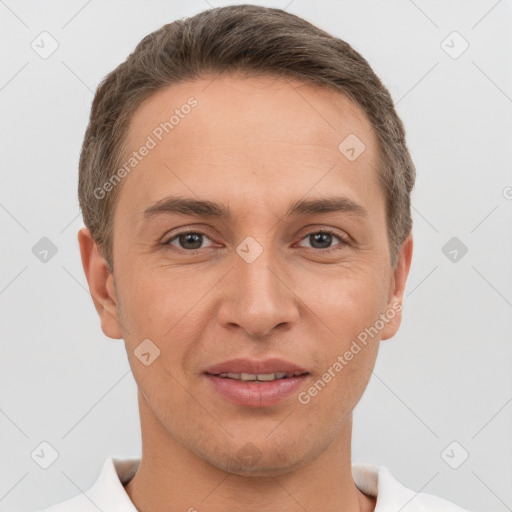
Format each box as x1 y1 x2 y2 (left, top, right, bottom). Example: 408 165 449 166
37 457 473 512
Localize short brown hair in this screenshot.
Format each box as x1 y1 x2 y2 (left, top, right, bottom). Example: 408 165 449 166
78 4 415 272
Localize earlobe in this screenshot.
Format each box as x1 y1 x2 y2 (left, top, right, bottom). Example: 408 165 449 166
380 235 413 341
77 226 124 339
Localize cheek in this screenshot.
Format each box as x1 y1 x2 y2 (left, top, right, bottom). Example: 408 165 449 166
298 276 382 416
301 263 389 331
299 265 387 391
119 266 194 328
117 267 209 376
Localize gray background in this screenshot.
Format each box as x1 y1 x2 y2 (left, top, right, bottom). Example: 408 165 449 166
1 1 511 511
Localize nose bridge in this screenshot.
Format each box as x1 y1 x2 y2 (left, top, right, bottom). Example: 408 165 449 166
218 234 298 338
239 242 282 301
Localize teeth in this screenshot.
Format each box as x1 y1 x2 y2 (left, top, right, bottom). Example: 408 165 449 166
219 372 290 381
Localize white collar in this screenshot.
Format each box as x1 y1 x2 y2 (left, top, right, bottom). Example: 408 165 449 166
42 457 471 511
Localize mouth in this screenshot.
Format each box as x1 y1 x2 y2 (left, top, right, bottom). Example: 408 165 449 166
205 370 308 381
203 358 310 407
203 357 309 377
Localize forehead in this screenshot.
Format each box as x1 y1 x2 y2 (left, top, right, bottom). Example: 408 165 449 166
116 73 382 223
126 73 376 153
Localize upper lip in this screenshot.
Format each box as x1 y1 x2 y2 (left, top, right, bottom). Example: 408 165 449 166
204 358 309 376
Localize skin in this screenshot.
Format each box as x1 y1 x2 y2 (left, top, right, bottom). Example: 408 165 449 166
79 73 413 512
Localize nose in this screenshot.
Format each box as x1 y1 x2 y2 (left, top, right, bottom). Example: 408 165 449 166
216 245 299 339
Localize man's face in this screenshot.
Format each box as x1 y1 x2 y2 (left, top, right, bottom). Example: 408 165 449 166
85 74 411 476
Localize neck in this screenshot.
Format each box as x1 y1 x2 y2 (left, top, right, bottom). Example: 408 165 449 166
124 393 376 512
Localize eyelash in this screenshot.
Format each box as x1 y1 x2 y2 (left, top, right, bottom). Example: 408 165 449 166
162 227 349 254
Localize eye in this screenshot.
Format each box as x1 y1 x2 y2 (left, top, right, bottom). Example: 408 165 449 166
163 231 215 252
162 228 349 254
296 228 348 252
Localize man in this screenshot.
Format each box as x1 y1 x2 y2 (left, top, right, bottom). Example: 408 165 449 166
41 4 472 511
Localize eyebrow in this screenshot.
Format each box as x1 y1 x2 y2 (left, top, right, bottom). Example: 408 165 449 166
143 195 368 221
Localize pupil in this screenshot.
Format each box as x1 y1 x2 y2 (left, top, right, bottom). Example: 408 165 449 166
180 233 202 249
311 232 332 249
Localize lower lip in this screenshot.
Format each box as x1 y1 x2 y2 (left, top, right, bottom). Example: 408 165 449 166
204 374 309 407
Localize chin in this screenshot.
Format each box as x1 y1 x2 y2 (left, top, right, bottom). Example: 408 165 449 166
198 436 317 477
214 452 309 477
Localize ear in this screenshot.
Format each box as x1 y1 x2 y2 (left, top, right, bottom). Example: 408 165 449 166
380 234 413 341
77 226 123 339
